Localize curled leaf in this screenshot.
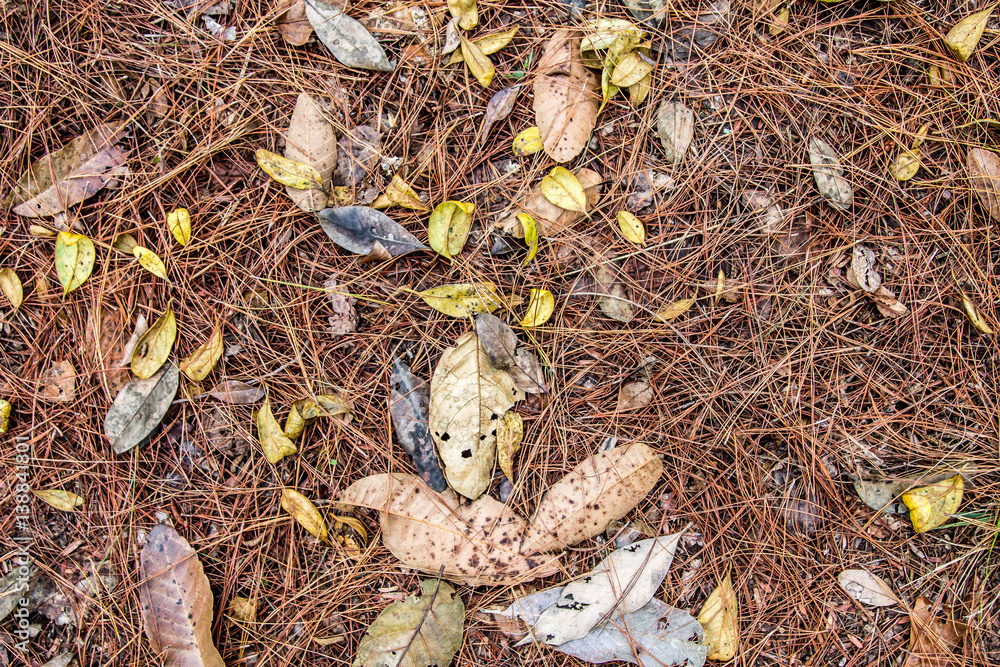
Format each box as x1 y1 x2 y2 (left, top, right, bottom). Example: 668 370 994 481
540 166 589 215
943 5 995 62
610 51 653 87
616 210 645 245
654 298 694 322
698 572 738 661
496 411 523 481
960 291 994 334
475 313 547 394
257 397 297 464
809 137 853 211
255 148 323 190
928 64 956 88
376 174 427 211
902 474 963 533
512 127 543 157
283 394 353 438
420 283 501 318
580 18 644 52
447 0 477 30
281 488 328 542
132 306 177 379
180 323 224 381
445 27 518 66
0 268 23 309
482 86 520 138
520 288 554 327
133 246 169 280
460 35 495 88
428 201 475 259
520 213 540 265
891 149 921 182
54 231 95 294
167 208 192 246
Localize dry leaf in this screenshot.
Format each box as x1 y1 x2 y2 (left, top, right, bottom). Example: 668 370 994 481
891 148 921 182
512 127 543 156
227 596 257 624
521 442 663 555
809 137 854 211
208 380 264 404
837 569 897 608
927 64 955 88
610 51 653 88
496 411 523 481
540 166 589 215
339 473 562 585
428 201 475 259
967 147 1000 223
180 323 224 381
853 478 908 514
870 285 909 318
139 524 225 667
33 489 83 512
0 268 24 309
420 283 501 318
283 394 353 438
0 400 10 434
389 355 448 492
105 364 179 454
520 288 554 327
475 313 547 394
460 35 495 88
698 572 738 661
54 231 95 294
167 208 192 246
534 30 599 163
846 243 880 293
112 232 138 254
276 0 313 45
337 125 382 187
281 488 328 542
482 86 519 138
324 276 358 338
38 360 76 402
256 148 323 190
903 596 967 667
943 5 995 62
902 474 963 533
447 0 477 30
445 27 518 66
318 206 428 256
285 93 338 212
656 101 694 166
654 298 694 322
375 174 426 211
520 213 540 265
429 331 524 498
593 264 634 323
617 381 652 412
579 18 643 52
133 246 169 280
500 168 602 237
960 291 994 334
132 305 177 380
257 396 297 463
616 211 645 245
306 0 394 71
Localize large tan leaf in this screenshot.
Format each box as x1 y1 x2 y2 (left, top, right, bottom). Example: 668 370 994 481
521 443 662 555
968 147 1000 223
903 596 966 667
499 167 602 237
534 30 599 163
139 524 225 667
429 332 524 499
339 473 561 586
284 93 337 212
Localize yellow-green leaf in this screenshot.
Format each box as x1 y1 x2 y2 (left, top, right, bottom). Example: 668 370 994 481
383 174 428 211
540 166 588 215
54 231 95 295
519 213 539 265
255 148 323 190
112 232 138 254
960 291 994 334
420 282 501 317
281 488 327 542
496 411 523 481
460 35 495 88
0 399 9 433
698 571 739 661
943 5 995 62
580 18 643 52
512 127 543 156
902 474 964 533
610 51 653 87
617 210 646 245
654 298 695 322
33 489 83 512
428 201 475 259
446 27 518 65
179 322 224 381
600 66 619 113
258 396 297 463
629 73 651 105
132 305 177 379
0 268 23 309
167 208 192 246
447 0 477 30
890 149 921 182
519 288 554 327
29 225 57 238
283 394 353 439
133 246 169 280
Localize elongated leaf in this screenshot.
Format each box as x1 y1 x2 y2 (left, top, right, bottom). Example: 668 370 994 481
960 291 994 334
460 35 495 88
617 211 645 245
33 489 84 512
496 411 523 481
139 524 225 667
283 394 353 438
132 305 177 379
0 400 9 434
428 201 475 259
133 246 169 280
354 579 464 667
105 363 179 454
808 137 853 211
306 0 394 71
656 101 694 166
256 148 324 190
113 232 138 254
318 206 428 256
482 86 519 138
594 263 634 322
179 323 224 381
580 18 644 52
445 27 518 66
698 572 738 661
389 355 448 492
475 313 547 393
257 397 297 463
285 93 338 212
421 283 501 318
167 208 192 246
208 380 264 404
654 298 694 322
968 147 1000 223
520 288 554 327
281 488 328 541
55 232 95 294
837 569 897 608
0 268 23 309
534 30 599 163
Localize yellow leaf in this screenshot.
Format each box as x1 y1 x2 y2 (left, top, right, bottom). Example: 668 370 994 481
446 27 518 65
520 288 554 327
428 200 475 259
519 213 540 265
33 489 83 512
580 18 643 52
0 399 9 434
132 305 177 379
258 397 297 464
960 292 994 334
420 282 501 318
0 268 23 309
460 35 495 88
167 208 192 246
283 394 353 439
654 298 695 322
600 66 619 113
698 572 738 661
447 0 477 30
617 210 646 245
927 64 955 87
943 5 996 62
179 322 224 381
333 514 369 544
133 246 169 280
280 488 328 542
512 127 543 156
112 232 137 254
540 166 589 215
54 231 95 295
255 148 324 190
769 5 789 35
384 174 427 211
227 597 257 624
714 269 725 304
629 73 651 105
29 225 57 238
902 474 964 533
610 51 653 87
890 149 921 182
496 411 523 480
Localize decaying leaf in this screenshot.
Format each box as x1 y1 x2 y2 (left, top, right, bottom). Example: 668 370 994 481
281 488 328 542
927 64 955 88
617 381 652 412
38 360 76 402
903 596 967 667
428 201 475 259
837 569 897 608
208 380 265 404
521 442 663 555
324 276 358 338
846 243 881 293
482 86 519 138
306 0 394 71
276 0 313 45
283 394 353 438
1 268 24 309
447 0 477 30
354 579 464 667
698 572 738 661
853 478 908 514
256 148 324 190
180 323 224 381
580 18 644 52
167 208 192 246
54 231 95 294
967 147 1000 223
33 489 84 512
656 101 694 166
540 166 589 215
654 298 694 322
520 213 540 265
960 291 994 334
870 285 909 318
285 93 338 212
534 30 600 163
593 264 634 323
0 400 10 434
374 174 426 211
429 331 524 498
475 313 547 394
132 305 177 380
611 51 653 88
520 288 554 328
257 397 297 464
133 246 169 280
445 27 518 66
389 355 448 492
500 167 602 237
105 363 179 454
318 206 428 256
512 127 544 156
139 524 225 667
496 411 523 481
809 137 854 211
902 474 963 533
421 283 501 318
337 125 382 187
339 473 562 585
227 596 258 624
943 5 995 62
617 211 645 245
459 35 495 88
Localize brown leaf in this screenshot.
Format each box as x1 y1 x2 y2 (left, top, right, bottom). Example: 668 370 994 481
534 30 599 163
139 524 225 667
276 0 313 46
617 380 652 411
903 596 966 667
208 380 265 404
520 442 663 555
38 360 76 403
284 93 337 212
474 313 547 394
323 276 357 338
499 167 602 237
339 473 562 586
967 147 1000 223
593 263 634 323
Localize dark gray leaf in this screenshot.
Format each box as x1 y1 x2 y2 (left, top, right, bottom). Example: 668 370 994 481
207 380 265 404
0 563 39 621
474 313 547 394
482 86 520 138
319 206 428 256
389 356 447 492
104 364 179 454
305 0 394 72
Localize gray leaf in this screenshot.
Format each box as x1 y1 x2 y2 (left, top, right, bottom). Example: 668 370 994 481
207 380 265 404
808 137 853 211
389 356 448 492
482 86 520 138
624 0 666 27
593 264 635 323
306 0 394 72
853 478 907 514
319 206 428 256
104 363 179 454
474 313 547 394
656 101 694 166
